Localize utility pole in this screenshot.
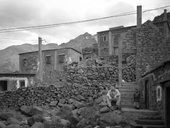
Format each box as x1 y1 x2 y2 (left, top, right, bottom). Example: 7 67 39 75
118 33 124 86
136 5 142 82
38 37 43 82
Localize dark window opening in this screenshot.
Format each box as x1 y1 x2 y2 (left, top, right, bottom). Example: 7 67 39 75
20 80 25 88
46 56 52 64
58 54 65 64
79 57 82 61
0 80 7 91
23 59 28 67
103 35 106 41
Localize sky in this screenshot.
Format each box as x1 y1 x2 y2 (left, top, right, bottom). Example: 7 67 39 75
0 0 170 50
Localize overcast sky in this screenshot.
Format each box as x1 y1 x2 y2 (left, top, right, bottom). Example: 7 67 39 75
0 0 170 49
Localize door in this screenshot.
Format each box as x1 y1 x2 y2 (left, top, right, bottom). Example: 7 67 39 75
0 80 7 91
166 86 170 127
144 79 150 109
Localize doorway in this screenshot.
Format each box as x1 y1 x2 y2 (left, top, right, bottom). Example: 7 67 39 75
144 79 150 109
165 86 170 127
0 80 7 91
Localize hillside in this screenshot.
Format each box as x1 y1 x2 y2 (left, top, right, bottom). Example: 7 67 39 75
0 32 97 73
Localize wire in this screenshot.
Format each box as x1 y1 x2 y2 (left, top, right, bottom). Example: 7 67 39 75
0 5 169 33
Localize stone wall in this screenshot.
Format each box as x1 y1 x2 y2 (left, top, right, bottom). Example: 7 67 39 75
0 83 105 109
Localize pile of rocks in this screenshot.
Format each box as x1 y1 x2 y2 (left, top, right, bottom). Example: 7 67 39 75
65 64 136 84
0 84 131 128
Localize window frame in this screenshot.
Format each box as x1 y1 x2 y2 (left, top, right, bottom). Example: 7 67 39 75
45 55 52 64
58 54 65 64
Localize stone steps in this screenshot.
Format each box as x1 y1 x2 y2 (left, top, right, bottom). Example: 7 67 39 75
130 109 165 128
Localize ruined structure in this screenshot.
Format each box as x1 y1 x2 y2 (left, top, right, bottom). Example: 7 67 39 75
0 73 35 91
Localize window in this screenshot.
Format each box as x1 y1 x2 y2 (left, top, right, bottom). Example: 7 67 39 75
156 85 162 102
23 59 28 67
58 54 65 64
103 35 107 41
19 80 25 88
46 56 52 64
114 47 119 55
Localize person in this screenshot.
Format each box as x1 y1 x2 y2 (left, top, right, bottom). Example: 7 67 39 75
106 85 121 109
133 89 140 109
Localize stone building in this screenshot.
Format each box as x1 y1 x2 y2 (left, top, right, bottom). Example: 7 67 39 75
0 73 35 92
97 10 170 80
139 60 170 127
19 47 82 85
97 26 135 58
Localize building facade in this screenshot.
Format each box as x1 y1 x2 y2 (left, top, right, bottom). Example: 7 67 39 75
0 73 35 92
139 61 170 127
19 47 82 85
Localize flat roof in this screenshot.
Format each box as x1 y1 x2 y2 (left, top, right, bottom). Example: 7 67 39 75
97 25 136 34
19 47 82 55
0 73 36 77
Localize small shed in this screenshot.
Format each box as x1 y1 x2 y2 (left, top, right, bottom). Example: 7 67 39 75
139 60 170 127
0 73 35 92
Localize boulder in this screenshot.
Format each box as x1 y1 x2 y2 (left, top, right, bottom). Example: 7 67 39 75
27 114 44 126
7 117 20 125
76 118 89 128
49 101 58 107
0 121 6 128
100 111 124 125
29 106 44 116
20 105 31 116
0 112 14 120
99 106 110 113
44 116 70 128
31 122 44 128
6 124 21 128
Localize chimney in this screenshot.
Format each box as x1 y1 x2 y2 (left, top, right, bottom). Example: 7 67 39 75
137 5 142 28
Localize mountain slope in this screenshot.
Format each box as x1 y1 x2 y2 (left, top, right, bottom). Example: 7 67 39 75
0 32 97 73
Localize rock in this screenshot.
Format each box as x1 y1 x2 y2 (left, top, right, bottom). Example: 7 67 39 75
100 111 124 125
59 99 66 104
49 101 58 107
59 119 70 127
6 124 21 128
0 121 6 128
0 112 14 120
44 116 70 128
94 96 103 104
56 106 72 120
31 122 44 128
27 114 44 126
76 118 89 128
99 106 110 113
7 117 20 125
72 109 79 120
20 105 31 116
70 99 85 108
84 125 93 128
79 106 98 120
29 106 44 116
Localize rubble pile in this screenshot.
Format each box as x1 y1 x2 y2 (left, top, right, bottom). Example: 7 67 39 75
65 64 136 84
0 84 130 128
